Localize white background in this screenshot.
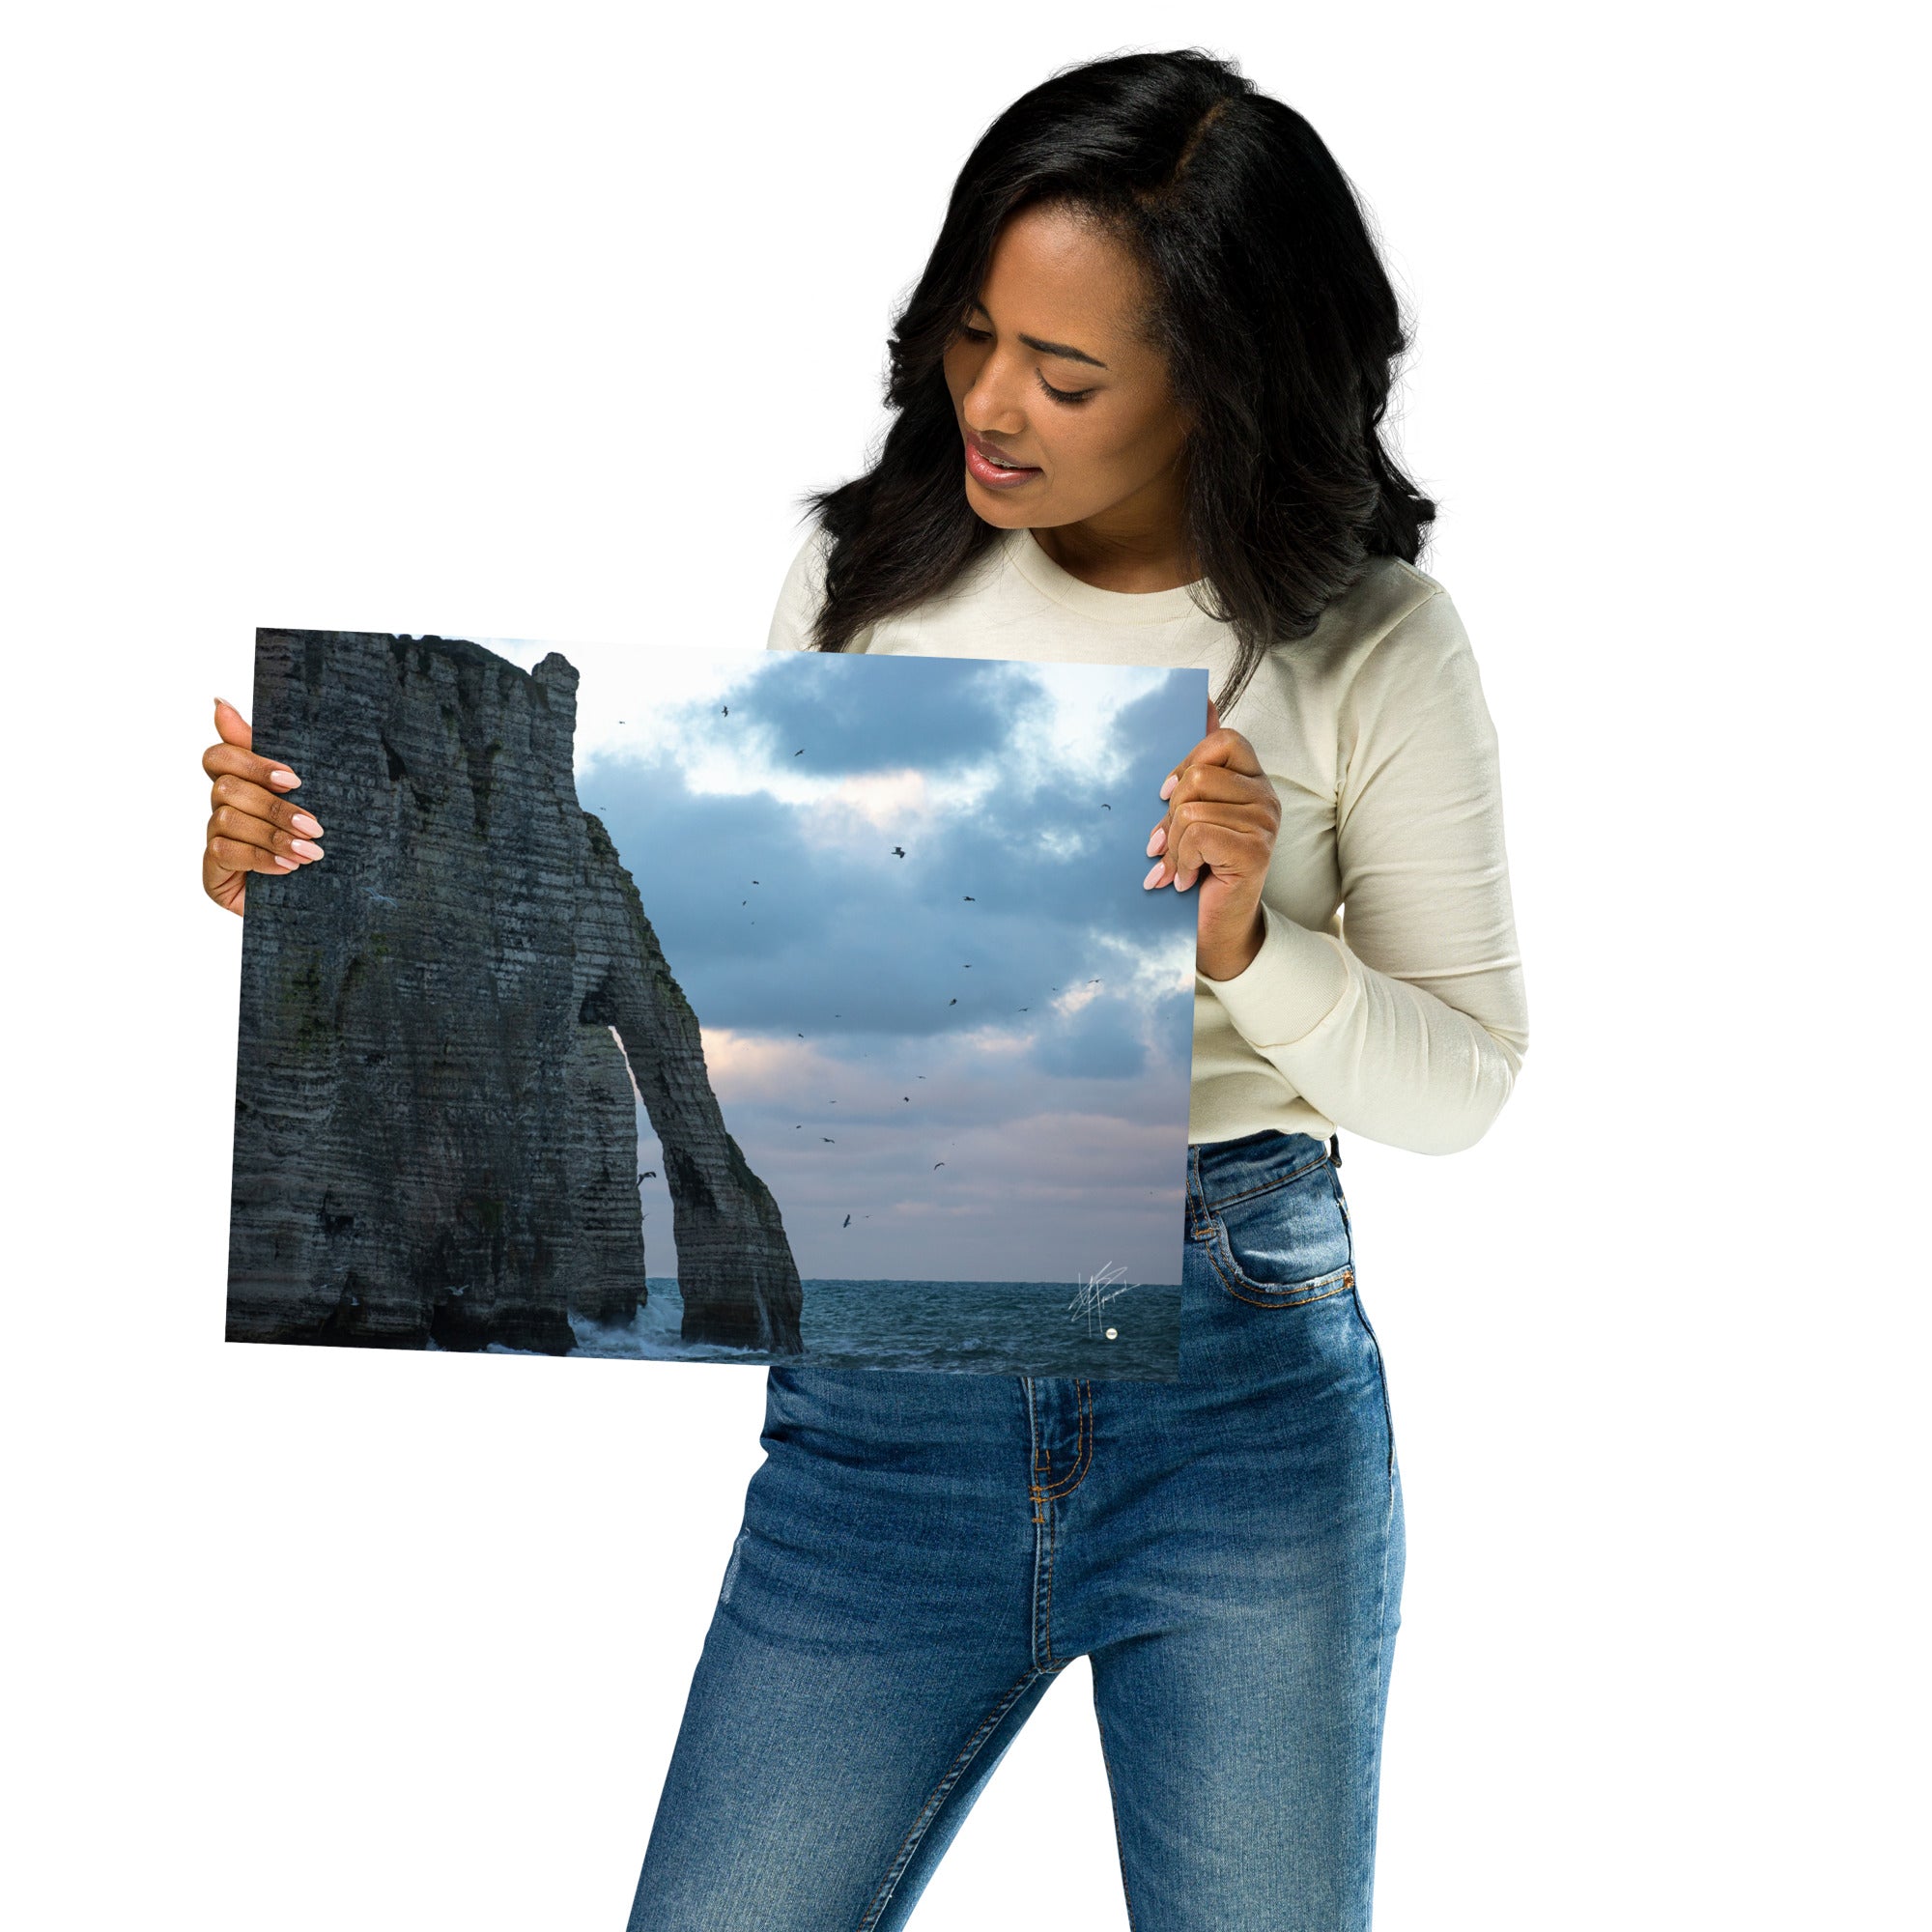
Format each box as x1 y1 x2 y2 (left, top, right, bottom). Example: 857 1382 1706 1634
3 3 1923 1926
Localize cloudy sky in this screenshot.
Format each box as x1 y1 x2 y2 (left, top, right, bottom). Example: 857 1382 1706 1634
489 638 1208 1287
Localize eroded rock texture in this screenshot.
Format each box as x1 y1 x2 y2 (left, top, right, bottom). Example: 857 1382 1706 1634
226 630 804 1355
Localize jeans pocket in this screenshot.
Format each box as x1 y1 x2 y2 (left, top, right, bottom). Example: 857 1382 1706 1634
1206 1152 1355 1308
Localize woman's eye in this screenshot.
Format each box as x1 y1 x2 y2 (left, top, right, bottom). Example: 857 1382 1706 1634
1037 373 1093 406
956 324 1093 405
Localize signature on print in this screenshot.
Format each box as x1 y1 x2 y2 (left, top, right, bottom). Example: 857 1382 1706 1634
1068 1261 1135 1341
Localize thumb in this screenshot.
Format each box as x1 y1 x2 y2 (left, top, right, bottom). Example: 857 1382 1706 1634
213 696 253 751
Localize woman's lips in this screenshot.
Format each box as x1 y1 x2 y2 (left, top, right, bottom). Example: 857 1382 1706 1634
964 434 1041 487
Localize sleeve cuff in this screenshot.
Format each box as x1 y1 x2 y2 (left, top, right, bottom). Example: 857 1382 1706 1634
1198 899 1351 1050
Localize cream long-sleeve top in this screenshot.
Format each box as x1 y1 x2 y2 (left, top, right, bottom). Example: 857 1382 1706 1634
764 521 1529 1155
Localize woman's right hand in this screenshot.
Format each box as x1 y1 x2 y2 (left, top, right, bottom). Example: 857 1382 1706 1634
201 697 327 916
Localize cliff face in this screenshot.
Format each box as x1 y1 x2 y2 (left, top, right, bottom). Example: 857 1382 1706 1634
227 630 804 1356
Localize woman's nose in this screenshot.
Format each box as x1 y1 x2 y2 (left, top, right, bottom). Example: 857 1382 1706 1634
962 365 1028 434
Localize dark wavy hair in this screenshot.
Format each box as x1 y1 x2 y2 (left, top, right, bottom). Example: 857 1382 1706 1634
797 46 1436 715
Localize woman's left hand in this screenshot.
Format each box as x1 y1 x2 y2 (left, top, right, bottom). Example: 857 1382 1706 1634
1144 696 1281 981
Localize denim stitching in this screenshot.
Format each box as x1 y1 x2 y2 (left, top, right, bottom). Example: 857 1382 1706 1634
1203 1230 1355 1309
1198 1149 1332 1212
855 1664 1047 1931
1355 1302 1400 1931
1037 1380 1094 1499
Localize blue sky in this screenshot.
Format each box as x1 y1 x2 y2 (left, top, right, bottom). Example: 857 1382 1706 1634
491 639 1207 1286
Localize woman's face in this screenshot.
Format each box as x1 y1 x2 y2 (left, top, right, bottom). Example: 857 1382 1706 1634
940 202 1191 539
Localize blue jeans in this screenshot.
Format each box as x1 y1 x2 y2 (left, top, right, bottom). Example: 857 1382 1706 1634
625 1129 1405 1930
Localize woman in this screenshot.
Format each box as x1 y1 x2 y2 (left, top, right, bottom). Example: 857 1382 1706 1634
200 48 1528 1932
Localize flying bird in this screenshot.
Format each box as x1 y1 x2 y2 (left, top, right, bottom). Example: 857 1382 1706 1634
903 1096 910 1102
963 895 975 901
842 1214 851 1228
1102 802 1112 810
933 1161 946 1170
948 998 957 1007
797 1033 805 1038
823 1137 836 1144
639 1169 657 1179
722 704 728 715
891 846 905 858
794 748 804 755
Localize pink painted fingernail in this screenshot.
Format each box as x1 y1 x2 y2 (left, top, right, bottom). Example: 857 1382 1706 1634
291 811 323 837
291 838 325 861
1143 861 1165 889
272 855 298 870
269 769 299 789
1146 826 1167 857
1159 775 1177 800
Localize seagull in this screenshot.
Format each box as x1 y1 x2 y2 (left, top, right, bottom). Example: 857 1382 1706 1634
722 704 729 715
948 998 957 1007
917 1075 925 1079
797 1033 805 1038
842 1214 851 1228
742 899 747 905
903 1096 910 1102
1102 803 1112 810
823 1137 836 1144
891 846 905 858
963 895 975 901
933 1161 946 1170
752 879 759 885
794 748 804 755
639 1170 657 1179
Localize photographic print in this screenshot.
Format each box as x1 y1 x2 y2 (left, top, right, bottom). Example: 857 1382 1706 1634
226 628 1207 1378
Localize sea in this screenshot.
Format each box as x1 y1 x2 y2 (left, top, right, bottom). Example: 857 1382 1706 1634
561 1275 1183 1381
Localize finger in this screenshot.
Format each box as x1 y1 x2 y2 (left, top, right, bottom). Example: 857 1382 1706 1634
206 833 301 879
203 737 302 793
1159 728 1261 800
208 771 325 839
206 804 326 868
1161 763 1271 810
1170 817 1265 891
213 696 253 753
1207 695 1221 734
1146 768 1273 866
1146 807 1271 890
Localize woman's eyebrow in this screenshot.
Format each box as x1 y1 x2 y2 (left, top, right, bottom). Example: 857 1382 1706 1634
967 300 1109 369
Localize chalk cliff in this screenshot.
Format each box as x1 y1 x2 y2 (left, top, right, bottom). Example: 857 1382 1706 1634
226 630 804 1355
